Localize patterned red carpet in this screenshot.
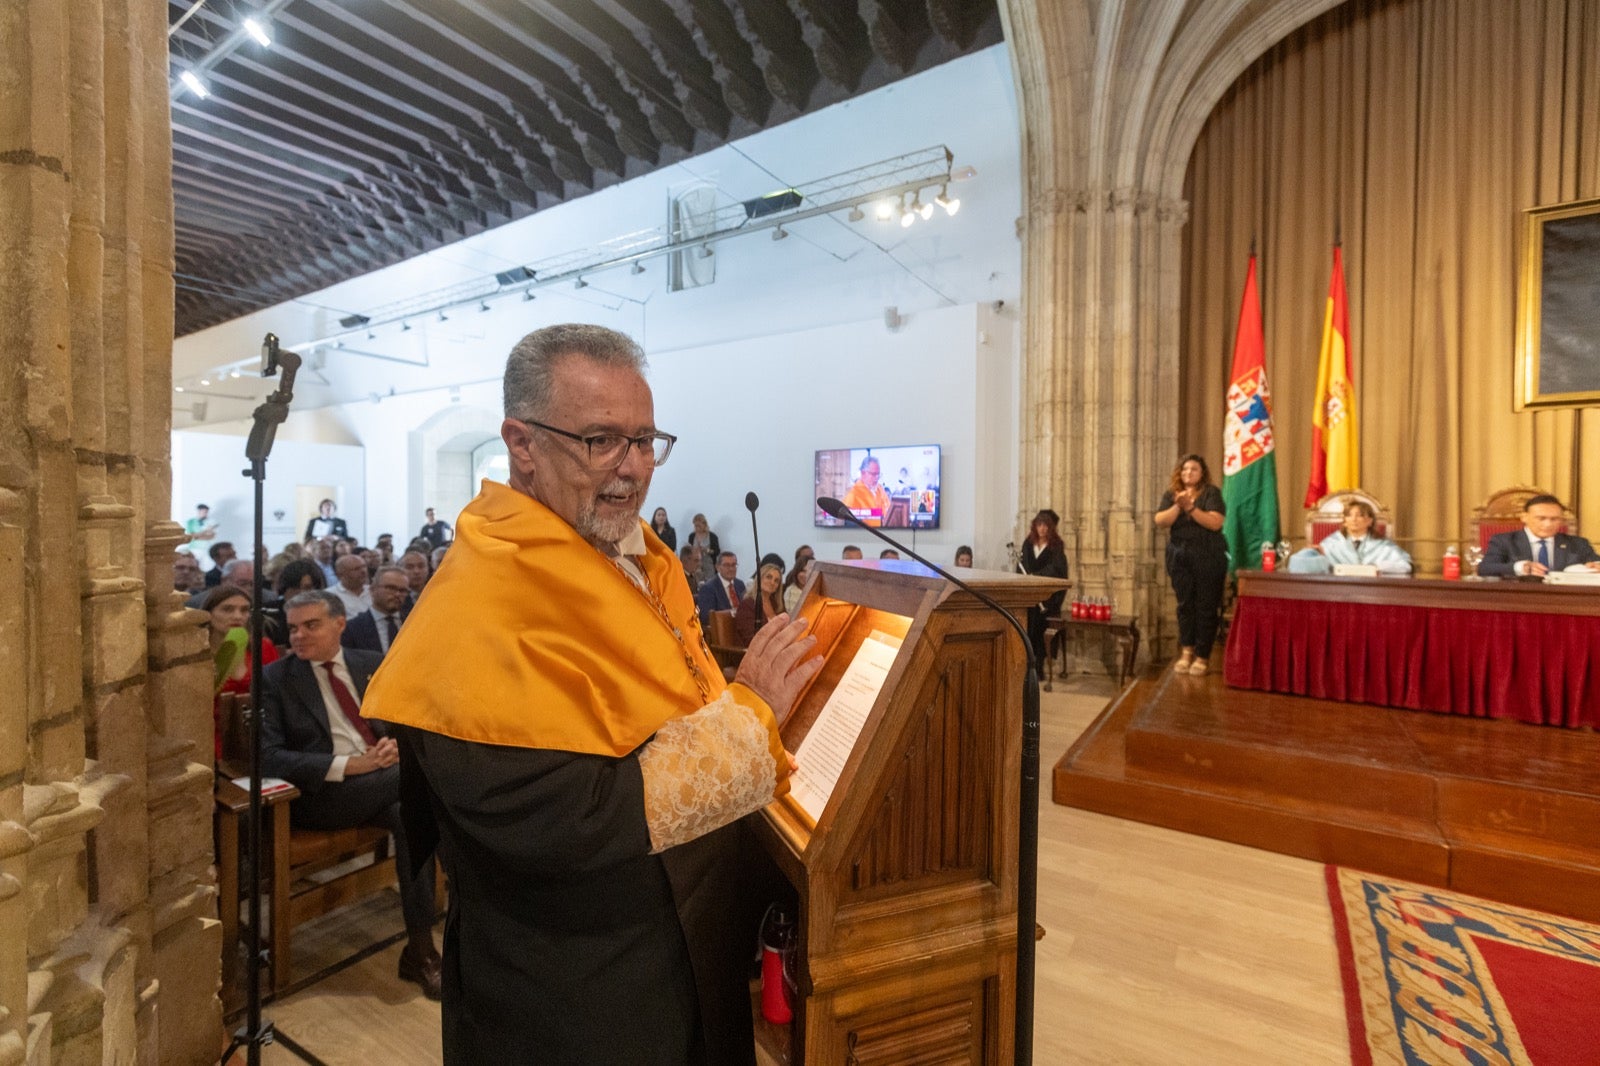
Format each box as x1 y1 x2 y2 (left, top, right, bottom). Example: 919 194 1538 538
1327 867 1600 1065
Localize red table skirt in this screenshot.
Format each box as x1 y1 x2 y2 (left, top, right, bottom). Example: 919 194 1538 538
1223 594 1600 728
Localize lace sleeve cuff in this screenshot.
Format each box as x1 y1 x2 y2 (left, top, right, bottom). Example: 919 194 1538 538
637 688 789 854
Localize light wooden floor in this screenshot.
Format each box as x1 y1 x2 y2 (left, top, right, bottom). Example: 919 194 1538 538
230 677 1351 1064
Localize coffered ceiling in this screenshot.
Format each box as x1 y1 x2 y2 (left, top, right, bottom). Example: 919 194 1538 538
168 0 1003 336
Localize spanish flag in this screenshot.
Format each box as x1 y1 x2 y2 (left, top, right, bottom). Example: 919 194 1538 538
1304 246 1358 506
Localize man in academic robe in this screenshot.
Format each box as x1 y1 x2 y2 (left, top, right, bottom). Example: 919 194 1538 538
364 324 819 1066
260 590 441 998
1479 494 1600 578
841 455 890 526
342 566 414 657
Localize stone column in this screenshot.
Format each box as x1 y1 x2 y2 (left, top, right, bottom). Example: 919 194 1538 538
1 2 220 1063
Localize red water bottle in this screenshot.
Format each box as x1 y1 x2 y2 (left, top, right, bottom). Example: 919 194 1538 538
759 905 795 1025
1442 545 1461 580
1260 541 1277 572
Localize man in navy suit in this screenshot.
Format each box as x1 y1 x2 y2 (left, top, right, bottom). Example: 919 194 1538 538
694 550 745 627
262 590 441 998
1479 494 1600 578
343 566 413 657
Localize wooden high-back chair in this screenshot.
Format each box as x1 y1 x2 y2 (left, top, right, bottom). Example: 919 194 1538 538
1472 486 1572 553
1303 488 1393 546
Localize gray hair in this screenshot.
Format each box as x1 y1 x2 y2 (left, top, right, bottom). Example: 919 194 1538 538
373 565 408 583
285 589 345 618
220 557 252 579
503 324 647 420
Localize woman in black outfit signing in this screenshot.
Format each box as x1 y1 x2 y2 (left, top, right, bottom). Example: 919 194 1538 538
1153 454 1228 676
1020 509 1069 672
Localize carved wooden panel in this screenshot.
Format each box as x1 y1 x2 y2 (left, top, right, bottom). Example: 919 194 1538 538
847 632 999 894
839 987 987 1064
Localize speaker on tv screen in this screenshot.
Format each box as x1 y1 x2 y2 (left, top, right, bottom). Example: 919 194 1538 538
814 445 941 529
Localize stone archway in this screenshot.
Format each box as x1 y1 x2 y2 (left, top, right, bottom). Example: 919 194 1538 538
998 0 1346 654
408 406 502 530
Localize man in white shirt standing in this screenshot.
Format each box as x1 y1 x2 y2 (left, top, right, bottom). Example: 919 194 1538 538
260 591 441 998
1479 494 1600 577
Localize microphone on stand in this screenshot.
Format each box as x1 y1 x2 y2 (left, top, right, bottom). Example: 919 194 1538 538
745 492 763 626
816 496 1042 1066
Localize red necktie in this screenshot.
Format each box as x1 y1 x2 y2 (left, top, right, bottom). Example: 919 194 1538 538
727 581 740 609
321 661 378 746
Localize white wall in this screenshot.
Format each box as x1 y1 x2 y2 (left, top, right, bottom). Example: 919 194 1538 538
171 433 367 551
178 301 1022 568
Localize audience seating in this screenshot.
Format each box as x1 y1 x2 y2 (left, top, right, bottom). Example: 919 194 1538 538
1303 488 1392 546
1472 485 1571 553
215 692 400 992
706 609 744 679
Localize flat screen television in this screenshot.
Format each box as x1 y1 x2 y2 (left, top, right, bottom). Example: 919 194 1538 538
814 445 941 529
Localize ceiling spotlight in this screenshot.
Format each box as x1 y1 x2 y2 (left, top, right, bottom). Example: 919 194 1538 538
174 385 185 393
437 311 448 322
179 70 209 99
478 300 490 312
697 244 713 258
401 320 412 331
936 186 960 216
366 329 376 340
522 289 536 302
875 199 896 221
229 370 241 379
918 198 934 221
199 378 210 386
243 18 272 47
900 209 915 229
848 206 865 222
574 277 587 289
334 340 344 349
771 226 788 241
630 261 645 275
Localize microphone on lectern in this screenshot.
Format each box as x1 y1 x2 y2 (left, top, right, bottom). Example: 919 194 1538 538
745 492 764 624
815 497 1035 671
816 494 1042 1066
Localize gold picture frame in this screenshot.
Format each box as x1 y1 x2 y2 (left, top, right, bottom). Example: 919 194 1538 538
1515 196 1600 410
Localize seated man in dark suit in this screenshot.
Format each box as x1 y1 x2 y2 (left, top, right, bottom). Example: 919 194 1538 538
1479 494 1600 578
694 550 744 628
343 565 413 657
262 590 441 998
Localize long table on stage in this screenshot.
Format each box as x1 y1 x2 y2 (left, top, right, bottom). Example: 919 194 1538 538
1223 572 1600 728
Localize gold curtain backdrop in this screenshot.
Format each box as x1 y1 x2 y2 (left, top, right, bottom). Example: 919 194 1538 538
1180 0 1600 570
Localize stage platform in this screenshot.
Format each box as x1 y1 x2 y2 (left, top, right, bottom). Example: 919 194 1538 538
1053 667 1600 925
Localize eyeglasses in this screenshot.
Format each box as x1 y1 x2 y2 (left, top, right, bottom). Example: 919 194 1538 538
519 417 677 469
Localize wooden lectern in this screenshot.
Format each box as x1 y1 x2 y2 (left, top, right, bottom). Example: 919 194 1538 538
753 560 1067 1065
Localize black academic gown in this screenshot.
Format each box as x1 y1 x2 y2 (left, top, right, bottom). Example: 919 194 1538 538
391 724 773 1066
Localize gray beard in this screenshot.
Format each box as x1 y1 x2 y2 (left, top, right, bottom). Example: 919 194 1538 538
576 476 645 547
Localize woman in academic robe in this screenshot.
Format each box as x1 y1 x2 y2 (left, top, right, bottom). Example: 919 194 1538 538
1289 500 1412 576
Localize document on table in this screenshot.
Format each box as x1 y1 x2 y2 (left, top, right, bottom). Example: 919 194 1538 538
788 630 902 824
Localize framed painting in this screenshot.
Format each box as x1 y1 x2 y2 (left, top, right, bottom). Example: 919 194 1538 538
1515 197 1600 410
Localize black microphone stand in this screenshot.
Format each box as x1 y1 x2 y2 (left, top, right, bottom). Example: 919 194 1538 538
220 335 324 1066
817 498 1043 1066
745 491 763 628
